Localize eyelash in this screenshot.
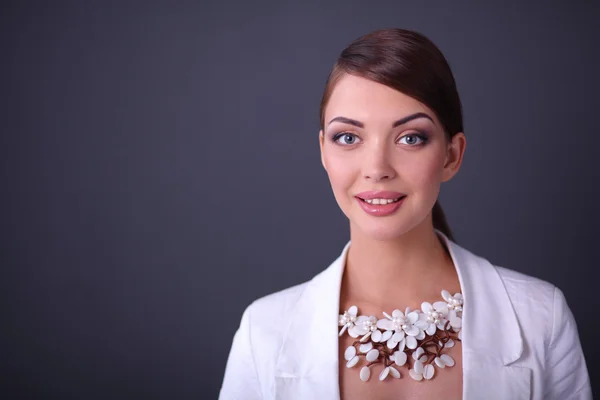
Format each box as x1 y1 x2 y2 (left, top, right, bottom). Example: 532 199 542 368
331 132 429 147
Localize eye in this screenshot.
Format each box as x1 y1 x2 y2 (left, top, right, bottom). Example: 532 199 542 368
398 133 428 146
333 132 361 146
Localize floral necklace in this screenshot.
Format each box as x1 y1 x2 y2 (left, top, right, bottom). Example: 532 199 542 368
338 290 463 382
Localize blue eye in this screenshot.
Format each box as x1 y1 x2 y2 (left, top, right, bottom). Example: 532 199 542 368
398 133 428 146
333 132 361 145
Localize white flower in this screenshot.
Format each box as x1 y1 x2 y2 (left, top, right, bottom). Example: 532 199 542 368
350 315 384 342
441 290 463 330
338 306 358 336
376 307 424 350
419 301 449 335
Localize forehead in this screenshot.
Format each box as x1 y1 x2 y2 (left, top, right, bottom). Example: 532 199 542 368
325 74 434 124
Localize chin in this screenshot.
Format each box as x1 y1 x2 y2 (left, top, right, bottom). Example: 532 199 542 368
353 220 413 242
341 197 434 241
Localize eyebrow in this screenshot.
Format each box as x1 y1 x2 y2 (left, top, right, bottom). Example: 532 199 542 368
327 112 435 128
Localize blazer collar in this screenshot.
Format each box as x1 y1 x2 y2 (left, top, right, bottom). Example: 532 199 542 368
274 230 524 398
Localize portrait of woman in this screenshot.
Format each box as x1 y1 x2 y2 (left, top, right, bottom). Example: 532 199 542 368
218 28 592 400
4 1 599 397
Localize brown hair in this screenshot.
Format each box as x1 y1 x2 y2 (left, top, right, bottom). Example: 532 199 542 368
319 28 462 242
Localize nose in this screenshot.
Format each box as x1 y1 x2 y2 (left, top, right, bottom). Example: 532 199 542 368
363 144 396 182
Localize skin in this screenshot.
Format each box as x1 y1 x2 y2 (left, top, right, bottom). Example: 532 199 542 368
319 74 467 399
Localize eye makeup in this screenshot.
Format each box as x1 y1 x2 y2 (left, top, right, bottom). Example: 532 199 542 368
331 132 359 145
329 131 430 147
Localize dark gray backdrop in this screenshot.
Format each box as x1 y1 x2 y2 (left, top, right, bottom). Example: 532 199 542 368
2 1 599 398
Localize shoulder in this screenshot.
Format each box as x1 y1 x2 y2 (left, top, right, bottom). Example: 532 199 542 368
240 279 313 352
489 264 590 397
450 236 561 328
220 280 314 398
492 263 560 332
232 281 311 381
494 264 557 306
490 263 577 355
247 280 310 325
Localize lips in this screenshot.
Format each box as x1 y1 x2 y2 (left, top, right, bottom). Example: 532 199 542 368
355 192 407 217
357 196 406 205
355 190 406 201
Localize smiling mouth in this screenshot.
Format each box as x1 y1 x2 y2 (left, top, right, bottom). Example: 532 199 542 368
357 196 406 205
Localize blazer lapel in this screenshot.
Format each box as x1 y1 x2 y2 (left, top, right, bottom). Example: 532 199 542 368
273 243 349 399
438 231 531 399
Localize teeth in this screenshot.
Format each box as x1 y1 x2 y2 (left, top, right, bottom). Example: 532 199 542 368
364 197 402 205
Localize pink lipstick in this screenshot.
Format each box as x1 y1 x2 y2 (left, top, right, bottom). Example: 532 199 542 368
355 191 406 217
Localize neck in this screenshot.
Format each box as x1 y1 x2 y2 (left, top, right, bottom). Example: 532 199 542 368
342 217 457 309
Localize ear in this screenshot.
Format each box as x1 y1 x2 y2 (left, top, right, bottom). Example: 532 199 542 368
441 132 466 182
319 129 327 171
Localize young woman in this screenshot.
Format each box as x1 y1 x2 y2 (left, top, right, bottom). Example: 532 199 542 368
219 28 591 400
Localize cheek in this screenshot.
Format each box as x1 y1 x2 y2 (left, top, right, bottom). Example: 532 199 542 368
323 152 359 203
399 151 446 190
325 155 355 190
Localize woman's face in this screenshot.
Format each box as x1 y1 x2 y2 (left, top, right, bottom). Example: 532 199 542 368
319 74 465 241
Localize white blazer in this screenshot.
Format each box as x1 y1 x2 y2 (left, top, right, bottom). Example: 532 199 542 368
219 231 592 399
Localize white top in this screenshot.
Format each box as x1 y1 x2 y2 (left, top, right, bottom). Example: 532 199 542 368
219 231 592 399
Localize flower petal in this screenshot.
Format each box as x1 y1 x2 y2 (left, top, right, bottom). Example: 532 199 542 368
389 366 401 379
359 342 373 353
416 330 426 340
392 331 405 342
394 351 407 366
450 315 462 329
366 349 379 362
423 364 435 380
381 330 393 342
371 329 382 342
344 346 356 361
392 309 403 318
379 367 390 381
409 369 423 381
413 347 424 359
435 356 446 368
433 301 448 314
426 324 437 336
377 319 394 331
448 309 457 320
441 290 452 302
413 360 424 375
405 325 420 336
421 302 433 313
354 321 368 334
445 339 455 348
407 311 419 324
397 338 406 352
346 355 359 368
348 305 358 316
348 326 360 338
406 335 418 349
360 366 371 382
386 338 398 350
440 354 455 367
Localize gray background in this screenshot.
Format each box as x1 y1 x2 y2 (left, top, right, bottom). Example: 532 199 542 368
2 1 599 398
